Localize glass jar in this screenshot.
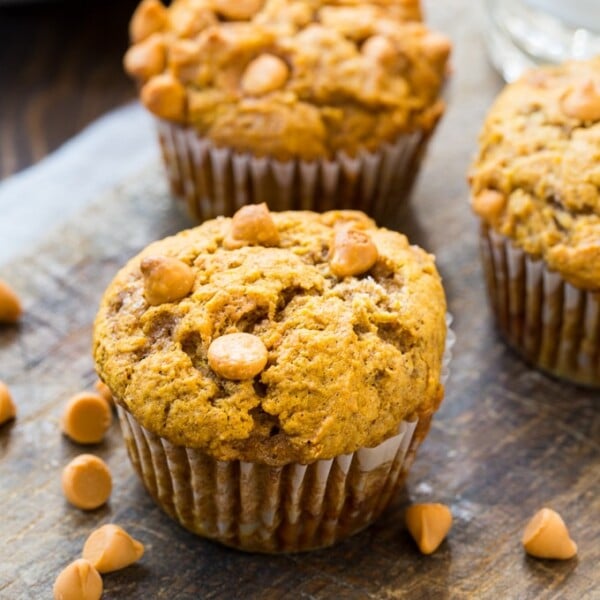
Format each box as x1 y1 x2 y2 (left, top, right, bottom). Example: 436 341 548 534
484 0 600 81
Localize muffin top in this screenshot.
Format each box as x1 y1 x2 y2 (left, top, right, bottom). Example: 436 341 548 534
470 58 600 290
124 0 451 160
93 207 447 465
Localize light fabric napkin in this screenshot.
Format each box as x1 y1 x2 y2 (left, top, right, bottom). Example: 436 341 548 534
0 103 157 266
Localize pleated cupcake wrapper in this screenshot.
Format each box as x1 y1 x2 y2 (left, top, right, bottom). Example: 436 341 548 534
116 321 455 552
480 225 600 387
157 120 428 222
118 408 430 553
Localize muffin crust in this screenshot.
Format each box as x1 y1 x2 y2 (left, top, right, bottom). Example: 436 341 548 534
125 0 451 160
93 210 447 465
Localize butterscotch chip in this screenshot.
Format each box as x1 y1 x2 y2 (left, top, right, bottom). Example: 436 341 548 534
94 380 114 409
561 79 600 121
420 32 453 64
406 503 452 554
61 393 112 445
241 54 289 96
329 229 379 278
471 189 506 223
224 203 280 249
362 35 397 65
0 380 16 425
523 508 577 560
141 74 187 122
53 559 103 600
208 333 268 380
123 33 166 81
130 0 167 43
140 256 195 306
62 454 112 511
83 524 144 573
0 278 22 323
213 0 264 21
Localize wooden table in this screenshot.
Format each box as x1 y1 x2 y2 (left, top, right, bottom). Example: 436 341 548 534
0 2 598 599
0 0 137 179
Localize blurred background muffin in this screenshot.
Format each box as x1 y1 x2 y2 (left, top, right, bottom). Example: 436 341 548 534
124 0 451 221
470 57 600 387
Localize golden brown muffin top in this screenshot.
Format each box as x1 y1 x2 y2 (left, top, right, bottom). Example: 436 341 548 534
469 58 600 290
124 0 451 160
93 208 447 465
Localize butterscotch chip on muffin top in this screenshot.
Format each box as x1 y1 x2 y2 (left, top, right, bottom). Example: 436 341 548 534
123 0 450 161
93 207 446 466
0 380 16 425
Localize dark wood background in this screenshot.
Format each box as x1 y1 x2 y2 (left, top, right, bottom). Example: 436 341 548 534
0 2 598 599
0 0 137 179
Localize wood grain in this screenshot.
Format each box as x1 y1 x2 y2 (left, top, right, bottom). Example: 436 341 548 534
0 0 137 179
0 1 598 599
1 166 597 600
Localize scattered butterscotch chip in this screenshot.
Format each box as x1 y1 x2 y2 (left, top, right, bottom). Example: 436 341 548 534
561 79 600 121
0 380 16 425
140 255 195 306
406 503 453 555
130 0 167 43
61 393 112 445
83 524 144 573
0 278 22 323
208 333 268 380
141 73 187 122
213 0 264 21
94 380 114 409
471 189 506 223
241 54 290 96
522 508 577 560
224 203 280 249
62 454 112 511
53 559 103 600
329 229 379 278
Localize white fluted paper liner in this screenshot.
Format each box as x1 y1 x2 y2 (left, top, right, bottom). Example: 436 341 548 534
480 225 600 387
157 120 428 222
116 321 454 553
118 408 424 552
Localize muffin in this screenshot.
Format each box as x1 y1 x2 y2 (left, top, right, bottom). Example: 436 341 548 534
93 206 449 552
124 0 451 221
469 58 600 387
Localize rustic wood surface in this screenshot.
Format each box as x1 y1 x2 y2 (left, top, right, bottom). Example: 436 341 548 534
0 2 599 599
0 0 137 179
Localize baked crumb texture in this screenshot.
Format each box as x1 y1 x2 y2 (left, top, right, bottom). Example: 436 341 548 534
124 0 450 160
470 58 600 290
93 210 447 465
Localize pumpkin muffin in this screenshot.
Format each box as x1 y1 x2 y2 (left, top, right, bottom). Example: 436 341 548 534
124 0 451 221
93 206 449 552
469 57 600 387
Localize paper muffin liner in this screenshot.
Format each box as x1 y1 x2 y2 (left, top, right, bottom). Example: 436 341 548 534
114 319 454 553
157 120 432 223
118 408 428 553
480 225 600 387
